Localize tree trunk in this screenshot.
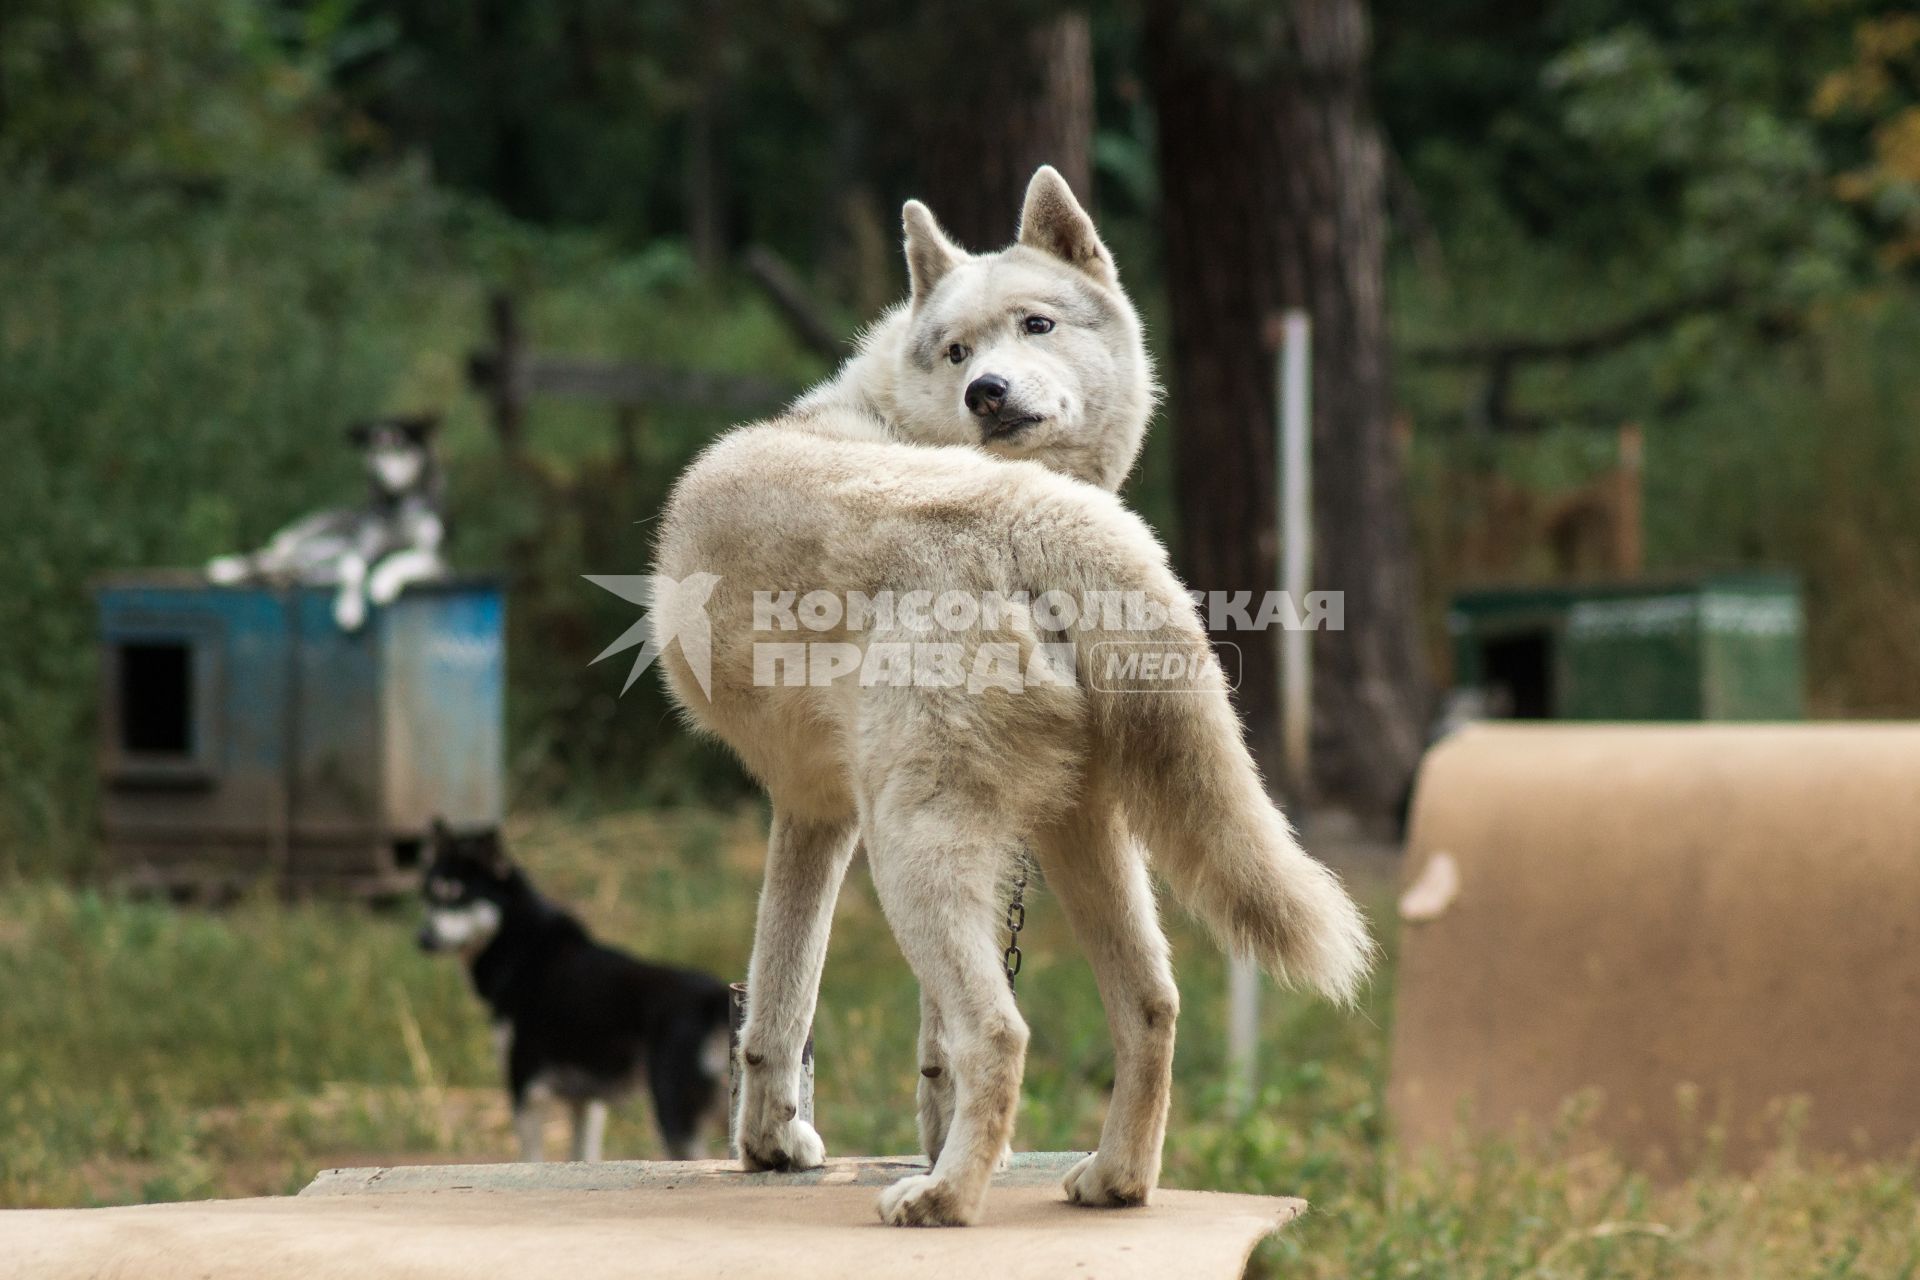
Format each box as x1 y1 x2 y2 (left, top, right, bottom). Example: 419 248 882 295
911 11 1094 250
685 0 729 274
1148 0 1429 817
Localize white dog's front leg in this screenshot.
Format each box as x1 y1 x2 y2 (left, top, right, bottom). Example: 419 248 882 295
333 554 369 631
737 813 856 1172
206 554 251 584
368 547 444 606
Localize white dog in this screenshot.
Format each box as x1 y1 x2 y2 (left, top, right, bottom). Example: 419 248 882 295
206 414 447 630
654 168 1371 1226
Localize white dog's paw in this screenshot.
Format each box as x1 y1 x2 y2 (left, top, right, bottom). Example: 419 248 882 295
1063 1151 1153 1208
739 1116 825 1172
877 1173 974 1227
368 572 404 606
333 592 367 632
206 556 248 584
995 1144 1013 1172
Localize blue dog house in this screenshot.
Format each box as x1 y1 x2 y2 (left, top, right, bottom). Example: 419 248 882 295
95 574 505 894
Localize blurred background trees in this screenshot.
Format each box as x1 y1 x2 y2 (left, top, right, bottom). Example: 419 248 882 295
1150 0 1427 812
4 0 1919 872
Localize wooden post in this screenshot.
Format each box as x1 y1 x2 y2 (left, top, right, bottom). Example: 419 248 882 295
685 0 728 276
742 246 847 363
612 405 643 476
1613 422 1644 576
466 294 794 442
481 293 528 460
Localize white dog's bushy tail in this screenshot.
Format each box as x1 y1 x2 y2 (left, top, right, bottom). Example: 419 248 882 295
1108 676 1373 1004
1041 511 1375 1005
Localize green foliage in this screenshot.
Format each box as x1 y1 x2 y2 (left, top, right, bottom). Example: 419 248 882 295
1381 3 1920 712
0 169 455 869
1815 10 1920 264
1642 295 1920 711
1542 23 1861 305
1395 235 1920 712
0 0 339 181
1378 0 1855 252
6 0 1920 866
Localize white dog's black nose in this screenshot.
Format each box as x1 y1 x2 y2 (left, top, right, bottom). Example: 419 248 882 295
965 374 1009 418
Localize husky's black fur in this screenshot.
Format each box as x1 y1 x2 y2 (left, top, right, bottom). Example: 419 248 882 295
418 823 732 1159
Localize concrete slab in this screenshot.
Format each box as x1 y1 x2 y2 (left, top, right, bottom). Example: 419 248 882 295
302 1150 1088 1195
6 1155 1305 1280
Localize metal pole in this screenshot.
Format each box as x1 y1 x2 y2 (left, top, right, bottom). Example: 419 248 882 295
1229 309 1313 1108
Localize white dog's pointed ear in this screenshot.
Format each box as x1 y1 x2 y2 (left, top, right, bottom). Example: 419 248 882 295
903 199 963 305
1018 166 1115 286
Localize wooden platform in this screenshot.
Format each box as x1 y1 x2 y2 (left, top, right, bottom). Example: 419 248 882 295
6 1154 1304 1279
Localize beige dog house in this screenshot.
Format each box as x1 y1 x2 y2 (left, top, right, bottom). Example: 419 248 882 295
1391 723 1920 1169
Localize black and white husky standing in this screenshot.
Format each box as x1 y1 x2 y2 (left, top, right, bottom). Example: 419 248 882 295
206 413 448 631
416 822 733 1162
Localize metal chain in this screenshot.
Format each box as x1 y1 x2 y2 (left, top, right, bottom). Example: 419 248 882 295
1003 853 1029 992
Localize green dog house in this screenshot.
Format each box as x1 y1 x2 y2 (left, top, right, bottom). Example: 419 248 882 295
1448 572 1804 721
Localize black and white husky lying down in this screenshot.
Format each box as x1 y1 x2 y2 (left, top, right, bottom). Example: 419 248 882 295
206 414 447 631
416 822 733 1162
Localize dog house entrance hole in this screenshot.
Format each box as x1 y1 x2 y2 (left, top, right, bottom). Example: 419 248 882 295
1480 631 1553 719
120 640 194 755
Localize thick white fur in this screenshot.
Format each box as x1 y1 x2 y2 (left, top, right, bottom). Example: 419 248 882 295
655 168 1372 1226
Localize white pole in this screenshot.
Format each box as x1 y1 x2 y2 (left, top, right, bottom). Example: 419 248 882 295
1280 309 1313 794
1228 309 1313 1109
1227 955 1260 1108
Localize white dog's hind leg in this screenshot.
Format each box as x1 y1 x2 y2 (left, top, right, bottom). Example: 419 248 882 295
736 811 857 1172
1034 794 1177 1208
916 986 956 1163
869 815 1029 1227
569 1099 608 1162
514 1096 546 1162
919 989 1011 1172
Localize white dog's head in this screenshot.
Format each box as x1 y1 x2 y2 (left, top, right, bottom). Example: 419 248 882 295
883 168 1157 491
348 414 438 500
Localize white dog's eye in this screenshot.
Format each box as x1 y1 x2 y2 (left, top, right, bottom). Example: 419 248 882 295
1023 316 1054 335
946 343 969 365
